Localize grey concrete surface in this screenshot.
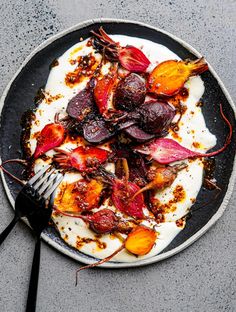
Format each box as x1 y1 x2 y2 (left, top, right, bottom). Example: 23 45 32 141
0 1 235 311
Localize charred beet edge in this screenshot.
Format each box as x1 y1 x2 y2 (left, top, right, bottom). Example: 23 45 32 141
34 86 46 106
49 58 59 69
20 109 36 160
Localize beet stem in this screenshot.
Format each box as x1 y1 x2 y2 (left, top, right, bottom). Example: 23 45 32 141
0 158 28 185
197 104 232 157
75 243 125 286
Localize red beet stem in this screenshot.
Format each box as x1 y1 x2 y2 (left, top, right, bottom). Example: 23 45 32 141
75 243 125 286
199 104 232 157
53 207 84 219
0 158 26 185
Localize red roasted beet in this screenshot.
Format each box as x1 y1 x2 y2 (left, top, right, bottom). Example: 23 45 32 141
53 146 109 172
83 117 115 144
124 125 155 142
66 79 96 121
88 209 118 234
119 46 150 72
137 101 175 134
135 104 232 164
94 75 115 116
112 179 145 219
34 123 65 158
94 66 117 117
113 73 146 111
91 27 150 72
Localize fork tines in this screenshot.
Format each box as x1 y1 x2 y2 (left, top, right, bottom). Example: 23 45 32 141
28 165 64 200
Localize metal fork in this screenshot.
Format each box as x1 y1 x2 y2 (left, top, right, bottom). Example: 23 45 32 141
0 165 62 245
0 165 63 312
24 166 64 312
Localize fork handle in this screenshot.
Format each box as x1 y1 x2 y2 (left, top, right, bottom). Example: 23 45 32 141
0 215 19 246
25 235 41 312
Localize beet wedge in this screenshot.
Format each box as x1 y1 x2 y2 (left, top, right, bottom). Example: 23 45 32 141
66 78 96 121
94 73 117 117
148 57 208 96
91 27 150 72
119 46 151 72
34 123 65 158
54 146 109 172
112 179 145 219
135 135 232 164
54 179 104 213
125 226 156 256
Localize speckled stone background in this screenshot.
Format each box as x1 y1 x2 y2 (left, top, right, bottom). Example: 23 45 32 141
0 1 235 311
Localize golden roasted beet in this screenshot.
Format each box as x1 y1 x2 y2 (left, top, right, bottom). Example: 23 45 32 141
148 58 208 96
125 226 156 256
54 179 103 212
54 182 82 213
75 179 104 210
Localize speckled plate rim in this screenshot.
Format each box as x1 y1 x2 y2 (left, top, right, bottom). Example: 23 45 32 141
0 18 235 268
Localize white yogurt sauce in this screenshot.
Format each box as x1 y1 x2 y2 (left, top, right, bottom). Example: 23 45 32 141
29 35 216 262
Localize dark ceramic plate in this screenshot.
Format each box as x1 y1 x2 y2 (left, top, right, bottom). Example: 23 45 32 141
0 19 235 267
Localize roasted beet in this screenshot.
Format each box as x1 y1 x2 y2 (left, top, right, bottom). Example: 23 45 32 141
132 164 187 199
135 105 232 164
124 125 155 142
148 58 208 96
113 73 146 111
89 209 118 234
94 65 118 117
91 27 150 72
54 207 117 234
112 179 145 219
125 226 156 256
54 146 109 172
137 101 175 134
83 117 114 144
54 180 104 212
112 143 148 186
91 167 146 219
66 79 97 121
34 122 66 158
